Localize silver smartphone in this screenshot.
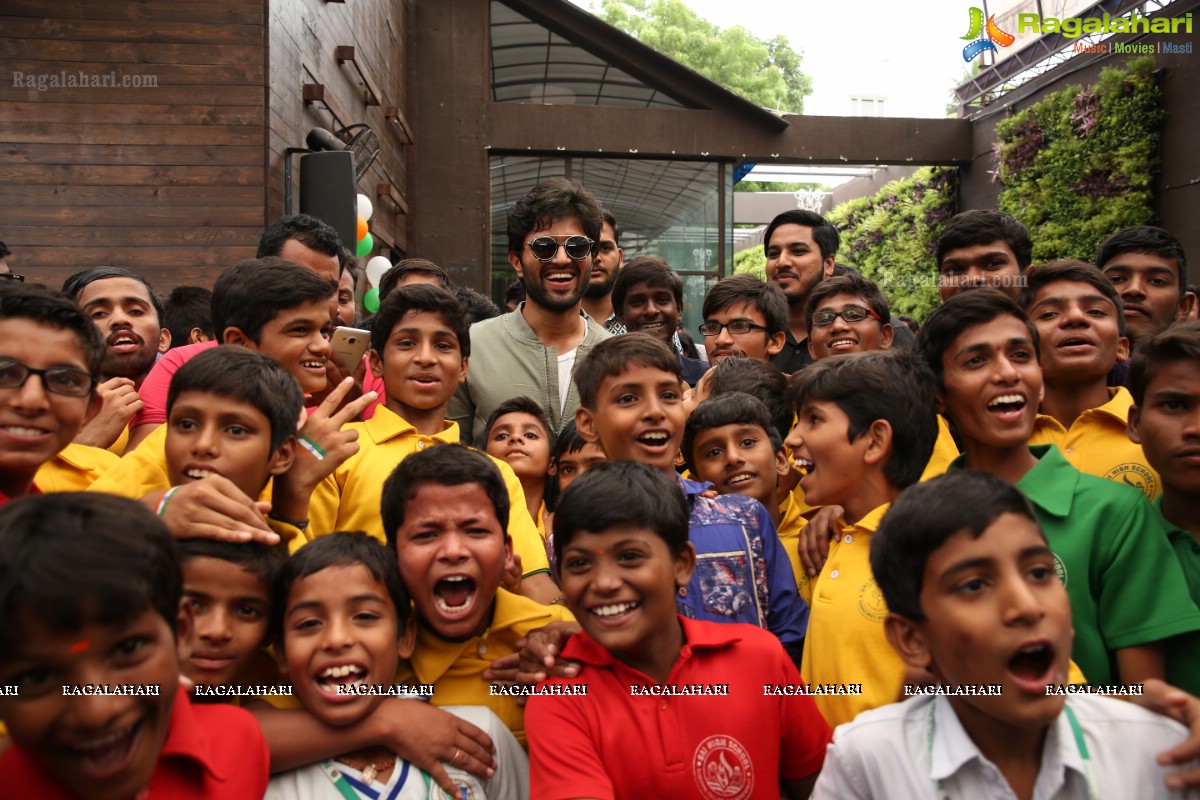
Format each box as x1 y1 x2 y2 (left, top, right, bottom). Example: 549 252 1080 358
330 326 372 366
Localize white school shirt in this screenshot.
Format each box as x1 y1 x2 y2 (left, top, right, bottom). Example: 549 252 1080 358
264 705 529 800
812 693 1198 800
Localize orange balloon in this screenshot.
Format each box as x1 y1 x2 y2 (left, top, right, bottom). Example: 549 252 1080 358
357 217 368 241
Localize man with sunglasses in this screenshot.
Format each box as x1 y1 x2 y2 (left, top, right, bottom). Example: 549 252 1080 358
449 178 610 445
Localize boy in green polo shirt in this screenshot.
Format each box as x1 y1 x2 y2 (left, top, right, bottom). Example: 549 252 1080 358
917 289 1200 687
1128 321 1200 695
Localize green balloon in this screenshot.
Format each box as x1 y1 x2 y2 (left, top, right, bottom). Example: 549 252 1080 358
363 287 380 313
356 232 374 257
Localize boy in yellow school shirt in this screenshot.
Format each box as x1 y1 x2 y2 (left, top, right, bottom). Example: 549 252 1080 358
1021 260 1161 499
784 349 939 727
289 284 561 603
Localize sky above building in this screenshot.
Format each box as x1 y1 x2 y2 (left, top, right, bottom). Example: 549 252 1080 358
570 0 972 118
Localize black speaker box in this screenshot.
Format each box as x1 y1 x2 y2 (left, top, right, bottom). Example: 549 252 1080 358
299 151 357 251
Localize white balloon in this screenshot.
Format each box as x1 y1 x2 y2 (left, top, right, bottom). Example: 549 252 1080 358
357 193 374 222
366 255 392 288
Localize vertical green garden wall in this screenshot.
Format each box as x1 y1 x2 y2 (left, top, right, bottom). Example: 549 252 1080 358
819 55 1161 323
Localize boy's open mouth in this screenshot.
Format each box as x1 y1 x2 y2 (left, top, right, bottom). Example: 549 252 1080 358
183 467 217 481
1 425 51 439
793 456 814 474
316 662 367 693
635 431 671 449
986 393 1027 417
65 718 142 780
588 600 640 624
725 471 757 487
1006 641 1055 692
1057 336 1094 351
108 332 142 354
434 575 477 615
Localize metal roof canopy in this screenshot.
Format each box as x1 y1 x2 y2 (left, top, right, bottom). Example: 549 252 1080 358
410 0 973 291
954 0 1181 116
489 154 722 271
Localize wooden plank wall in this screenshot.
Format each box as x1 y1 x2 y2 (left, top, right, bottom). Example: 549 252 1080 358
0 0 268 291
267 0 411 261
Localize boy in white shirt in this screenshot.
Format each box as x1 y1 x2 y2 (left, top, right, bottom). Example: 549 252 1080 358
813 469 1196 799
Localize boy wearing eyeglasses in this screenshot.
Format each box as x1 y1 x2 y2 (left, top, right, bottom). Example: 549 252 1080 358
699 274 789 364
804 274 895 361
0 284 103 504
449 178 611 445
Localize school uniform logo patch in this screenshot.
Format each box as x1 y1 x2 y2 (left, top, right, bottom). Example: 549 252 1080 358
435 781 476 800
1053 553 1068 587
858 578 888 622
693 734 754 799
1103 463 1157 500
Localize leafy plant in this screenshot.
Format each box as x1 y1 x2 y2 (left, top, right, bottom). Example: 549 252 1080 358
733 246 766 280
826 166 957 321
595 0 812 113
993 56 1161 263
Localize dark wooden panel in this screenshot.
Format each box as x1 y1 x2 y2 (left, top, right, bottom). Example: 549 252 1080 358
2 143 262 166
0 122 264 146
0 164 264 187
6 101 264 126
0 17 263 46
0 82 263 104
2 0 264 25
2 60 263 88
16 247 256 270
0 0 269 290
5 226 264 248
486 104 973 165
8 185 264 207
1 38 262 66
4 205 263 227
267 0 410 252
25 263 251 294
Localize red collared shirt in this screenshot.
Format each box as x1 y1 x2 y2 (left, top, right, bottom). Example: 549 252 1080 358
0 687 269 799
526 616 831 800
0 483 40 507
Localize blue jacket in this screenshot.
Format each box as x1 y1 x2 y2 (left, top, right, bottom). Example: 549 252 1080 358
678 476 809 663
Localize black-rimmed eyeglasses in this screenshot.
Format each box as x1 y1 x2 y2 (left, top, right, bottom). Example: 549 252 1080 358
0 358 96 397
698 320 770 337
810 305 882 327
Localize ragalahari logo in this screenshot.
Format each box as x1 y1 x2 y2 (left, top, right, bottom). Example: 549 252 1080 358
962 7 1016 61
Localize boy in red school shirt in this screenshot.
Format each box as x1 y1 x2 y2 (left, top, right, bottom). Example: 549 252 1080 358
525 460 830 799
0 493 270 799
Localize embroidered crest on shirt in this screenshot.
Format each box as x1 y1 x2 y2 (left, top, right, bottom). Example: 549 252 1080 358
1053 553 1069 587
1102 462 1157 499
858 578 888 623
435 781 476 800
693 734 754 800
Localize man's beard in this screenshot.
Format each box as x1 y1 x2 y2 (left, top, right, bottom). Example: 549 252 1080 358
524 271 587 313
102 348 157 381
583 270 617 300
